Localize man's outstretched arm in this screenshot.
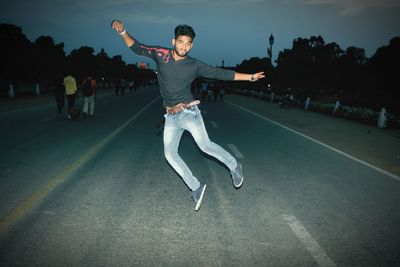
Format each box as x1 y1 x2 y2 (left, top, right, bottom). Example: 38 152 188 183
234 71 265 82
111 20 135 47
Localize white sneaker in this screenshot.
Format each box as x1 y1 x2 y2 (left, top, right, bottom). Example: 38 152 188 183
191 184 207 211
231 162 243 188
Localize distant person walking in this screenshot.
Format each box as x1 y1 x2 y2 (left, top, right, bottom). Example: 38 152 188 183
63 74 78 119
201 81 208 102
90 78 97 95
114 78 121 95
129 81 134 94
54 80 65 117
112 20 265 211
82 76 96 118
219 85 225 102
120 78 127 95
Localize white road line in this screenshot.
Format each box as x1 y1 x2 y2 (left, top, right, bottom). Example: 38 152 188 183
41 116 56 122
0 96 160 234
228 144 244 158
210 121 218 128
0 107 35 115
282 214 337 267
226 100 400 182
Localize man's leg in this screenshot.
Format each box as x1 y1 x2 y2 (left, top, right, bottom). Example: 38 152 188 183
67 94 75 117
182 106 243 188
82 96 89 117
183 106 237 171
89 95 95 116
163 114 201 191
56 96 64 116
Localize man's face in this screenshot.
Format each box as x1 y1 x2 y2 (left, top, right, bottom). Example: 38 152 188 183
172 35 193 57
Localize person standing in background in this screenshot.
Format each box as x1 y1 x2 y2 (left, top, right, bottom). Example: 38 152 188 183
90 78 97 99
54 78 65 117
82 76 96 118
63 74 77 119
120 78 127 95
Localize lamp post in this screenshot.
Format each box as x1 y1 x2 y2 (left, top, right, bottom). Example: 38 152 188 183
267 34 274 97
267 34 274 65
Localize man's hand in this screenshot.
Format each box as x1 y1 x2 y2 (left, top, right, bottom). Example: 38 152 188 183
234 71 266 82
111 19 135 47
111 20 125 34
251 71 265 82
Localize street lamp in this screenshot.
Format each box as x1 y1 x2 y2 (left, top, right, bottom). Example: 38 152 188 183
268 33 274 65
267 34 274 95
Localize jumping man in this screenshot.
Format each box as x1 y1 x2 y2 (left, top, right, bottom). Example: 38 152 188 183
112 20 265 211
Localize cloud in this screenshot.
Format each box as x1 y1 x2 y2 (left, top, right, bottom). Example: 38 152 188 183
106 11 180 25
65 1 182 25
35 1 181 26
124 12 180 25
284 0 400 15
103 0 265 25
162 0 264 5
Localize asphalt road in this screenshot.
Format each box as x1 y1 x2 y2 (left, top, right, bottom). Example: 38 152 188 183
0 87 399 266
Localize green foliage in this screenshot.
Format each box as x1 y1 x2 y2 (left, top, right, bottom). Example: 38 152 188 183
308 101 399 129
309 102 335 115
337 106 378 125
273 35 399 114
0 23 155 93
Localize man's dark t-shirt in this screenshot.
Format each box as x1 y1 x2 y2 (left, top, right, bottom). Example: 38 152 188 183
130 39 235 107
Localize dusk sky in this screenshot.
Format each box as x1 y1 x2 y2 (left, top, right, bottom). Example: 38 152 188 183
1 0 399 68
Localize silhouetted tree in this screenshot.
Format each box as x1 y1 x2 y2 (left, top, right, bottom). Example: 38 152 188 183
0 24 31 93
236 57 273 90
365 37 400 113
1 22 398 114
31 36 66 86
336 46 366 106
95 48 110 81
109 55 126 81
67 46 97 82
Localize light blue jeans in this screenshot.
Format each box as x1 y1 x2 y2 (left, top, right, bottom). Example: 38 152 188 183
83 95 95 115
163 105 237 191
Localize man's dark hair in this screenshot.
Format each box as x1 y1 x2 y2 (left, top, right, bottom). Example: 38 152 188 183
174 24 196 39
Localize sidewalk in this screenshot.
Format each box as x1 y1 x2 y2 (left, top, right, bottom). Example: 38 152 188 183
225 94 400 178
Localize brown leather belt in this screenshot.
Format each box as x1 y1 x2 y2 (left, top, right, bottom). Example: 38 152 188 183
166 100 200 115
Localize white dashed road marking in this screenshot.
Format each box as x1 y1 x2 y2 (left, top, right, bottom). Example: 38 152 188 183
282 214 337 267
228 144 244 158
41 116 56 122
210 121 218 128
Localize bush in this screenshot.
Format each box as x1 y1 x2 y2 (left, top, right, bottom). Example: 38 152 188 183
306 101 393 126
232 89 399 129
337 106 378 125
309 102 334 115
386 114 400 129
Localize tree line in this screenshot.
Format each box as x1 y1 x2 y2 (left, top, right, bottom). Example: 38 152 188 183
0 23 155 94
235 35 399 114
1 23 399 114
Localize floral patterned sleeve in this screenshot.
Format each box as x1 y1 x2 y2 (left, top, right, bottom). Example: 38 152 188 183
129 39 171 63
